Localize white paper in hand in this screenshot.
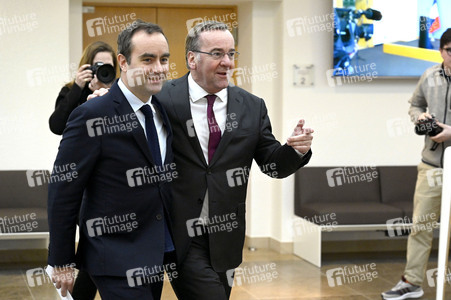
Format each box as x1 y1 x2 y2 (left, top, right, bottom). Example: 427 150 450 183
45 265 74 300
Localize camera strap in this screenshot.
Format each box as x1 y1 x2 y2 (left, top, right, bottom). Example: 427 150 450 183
431 142 439 151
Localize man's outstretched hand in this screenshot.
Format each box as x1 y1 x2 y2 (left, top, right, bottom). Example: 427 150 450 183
287 119 313 154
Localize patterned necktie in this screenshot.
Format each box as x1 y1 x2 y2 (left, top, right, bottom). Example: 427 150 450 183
140 104 162 166
206 94 221 163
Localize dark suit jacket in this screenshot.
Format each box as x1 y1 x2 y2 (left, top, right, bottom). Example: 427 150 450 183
157 73 312 272
47 81 174 276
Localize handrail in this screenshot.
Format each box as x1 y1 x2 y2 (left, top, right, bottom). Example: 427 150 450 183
437 147 451 300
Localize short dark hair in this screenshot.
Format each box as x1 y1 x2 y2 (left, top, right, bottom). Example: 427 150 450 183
117 19 166 64
440 28 451 49
185 21 230 69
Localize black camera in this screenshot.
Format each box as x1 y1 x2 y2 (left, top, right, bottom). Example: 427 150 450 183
85 62 116 84
415 116 443 136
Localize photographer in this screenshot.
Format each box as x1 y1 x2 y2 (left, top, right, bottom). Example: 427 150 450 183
49 41 118 135
382 28 451 300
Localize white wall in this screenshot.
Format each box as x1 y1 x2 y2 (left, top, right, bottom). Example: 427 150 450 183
0 0 424 247
238 1 284 240
276 0 423 243
237 0 422 244
372 0 418 45
70 0 83 66
232 0 424 244
279 0 422 166
0 0 70 170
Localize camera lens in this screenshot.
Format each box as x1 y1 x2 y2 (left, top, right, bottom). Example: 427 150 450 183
96 64 116 84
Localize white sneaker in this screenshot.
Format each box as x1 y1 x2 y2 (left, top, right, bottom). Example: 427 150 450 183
381 276 424 300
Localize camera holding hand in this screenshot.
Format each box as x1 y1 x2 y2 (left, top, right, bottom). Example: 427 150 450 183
414 115 443 136
85 62 116 84
415 115 443 151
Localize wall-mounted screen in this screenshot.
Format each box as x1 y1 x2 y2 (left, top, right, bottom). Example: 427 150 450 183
333 0 451 78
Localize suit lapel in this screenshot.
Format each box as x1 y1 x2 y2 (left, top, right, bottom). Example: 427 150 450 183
209 85 243 166
112 83 156 166
168 74 207 166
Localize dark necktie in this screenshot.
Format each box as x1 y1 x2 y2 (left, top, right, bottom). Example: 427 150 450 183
140 104 162 166
140 103 174 252
207 94 221 163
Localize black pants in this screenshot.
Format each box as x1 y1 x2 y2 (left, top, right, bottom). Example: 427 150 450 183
90 274 162 300
89 251 176 300
72 269 97 300
170 235 232 300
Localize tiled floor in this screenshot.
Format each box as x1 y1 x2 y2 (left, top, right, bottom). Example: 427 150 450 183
1 248 450 300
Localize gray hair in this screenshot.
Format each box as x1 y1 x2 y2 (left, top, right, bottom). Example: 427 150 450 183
185 21 229 69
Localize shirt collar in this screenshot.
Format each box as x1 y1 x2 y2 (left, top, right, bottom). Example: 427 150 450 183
441 63 451 81
118 78 152 113
188 73 227 103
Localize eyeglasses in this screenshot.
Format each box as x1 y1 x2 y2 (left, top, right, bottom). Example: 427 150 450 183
444 48 451 56
192 50 240 60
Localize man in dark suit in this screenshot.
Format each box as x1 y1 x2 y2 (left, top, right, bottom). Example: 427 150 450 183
157 21 313 299
47 20 176 299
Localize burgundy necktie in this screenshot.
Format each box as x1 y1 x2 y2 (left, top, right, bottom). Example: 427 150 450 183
207 94 221 163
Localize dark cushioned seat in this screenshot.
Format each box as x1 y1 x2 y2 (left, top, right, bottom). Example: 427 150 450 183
294 166 416 226
0 208 49 232
295 167 382 203
0 170 49 233
378 166 416 219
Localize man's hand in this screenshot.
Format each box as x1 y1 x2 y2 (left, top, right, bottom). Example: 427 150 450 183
287 119 313 154
431 121 451 143
52 266 75 297
87 87 110 101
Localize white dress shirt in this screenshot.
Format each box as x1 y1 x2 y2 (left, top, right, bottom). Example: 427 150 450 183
188 74 228 222
118 79 167 163
188 73 228 163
